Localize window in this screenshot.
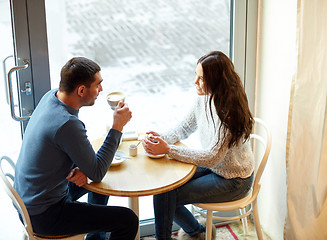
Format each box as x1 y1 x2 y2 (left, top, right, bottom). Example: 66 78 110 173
0 0 257 237
45 0 232 226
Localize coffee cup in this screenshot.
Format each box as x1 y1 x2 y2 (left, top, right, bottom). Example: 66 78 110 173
107 92 125 110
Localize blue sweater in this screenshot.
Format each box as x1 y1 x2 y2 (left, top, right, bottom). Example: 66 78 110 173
14 89 121 216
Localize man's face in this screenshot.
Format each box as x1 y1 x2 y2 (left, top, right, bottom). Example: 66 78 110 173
82 72 103 106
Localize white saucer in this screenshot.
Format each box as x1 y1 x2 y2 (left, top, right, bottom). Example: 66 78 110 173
111 150 127 166
145 152 166 159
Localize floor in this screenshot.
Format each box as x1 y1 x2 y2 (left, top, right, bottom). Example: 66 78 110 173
142 218 272 240
228 219 272 240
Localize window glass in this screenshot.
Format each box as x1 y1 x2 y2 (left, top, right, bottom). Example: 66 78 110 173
0 1 24 238
0 0 22 158
45 0 231 221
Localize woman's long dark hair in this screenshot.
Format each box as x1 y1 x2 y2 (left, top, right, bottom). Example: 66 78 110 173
198 51 254 148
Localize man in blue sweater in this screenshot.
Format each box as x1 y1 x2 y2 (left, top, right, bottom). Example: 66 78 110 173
14 57 138 240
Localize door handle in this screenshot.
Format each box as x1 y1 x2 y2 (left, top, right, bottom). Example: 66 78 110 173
7 59 31 122
2 55 13 104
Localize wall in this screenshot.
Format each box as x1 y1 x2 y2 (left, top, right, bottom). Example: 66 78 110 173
255 0 297 239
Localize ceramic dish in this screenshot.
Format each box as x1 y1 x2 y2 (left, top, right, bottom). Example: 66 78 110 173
111 150 127 166
145 152 166 159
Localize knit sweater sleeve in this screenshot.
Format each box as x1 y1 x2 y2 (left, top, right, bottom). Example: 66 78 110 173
161 105 198 145
167 133 231 168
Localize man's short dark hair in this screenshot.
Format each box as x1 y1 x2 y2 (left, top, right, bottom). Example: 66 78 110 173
59 57 101 93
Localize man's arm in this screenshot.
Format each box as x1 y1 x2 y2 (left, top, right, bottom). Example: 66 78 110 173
58 101 132 183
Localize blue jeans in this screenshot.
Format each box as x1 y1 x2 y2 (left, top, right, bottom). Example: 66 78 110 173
29 183 138 240
154 167 254 240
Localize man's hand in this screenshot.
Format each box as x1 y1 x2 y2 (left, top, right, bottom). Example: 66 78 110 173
66 167 87 187
112 99 132 132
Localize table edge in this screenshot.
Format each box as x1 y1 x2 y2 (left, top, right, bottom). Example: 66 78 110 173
83 164 197 197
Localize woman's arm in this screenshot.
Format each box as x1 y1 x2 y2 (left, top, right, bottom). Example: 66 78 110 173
167 134 231 168
161 105 198 144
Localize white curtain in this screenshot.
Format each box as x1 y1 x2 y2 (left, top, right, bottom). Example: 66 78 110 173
285 0 327 239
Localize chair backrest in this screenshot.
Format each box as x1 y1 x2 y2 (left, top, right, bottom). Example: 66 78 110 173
250 118 272 192
0 156 35 238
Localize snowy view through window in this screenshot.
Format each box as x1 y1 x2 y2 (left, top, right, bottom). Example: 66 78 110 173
46 0 231 142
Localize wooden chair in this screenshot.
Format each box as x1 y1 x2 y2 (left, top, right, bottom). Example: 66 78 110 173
192 117 272 240
0 156 86 240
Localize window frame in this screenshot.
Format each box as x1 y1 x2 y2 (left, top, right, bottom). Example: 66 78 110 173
232 0 258 114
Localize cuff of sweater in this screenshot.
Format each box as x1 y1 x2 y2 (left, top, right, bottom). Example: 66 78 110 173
106 128 123 146
167 145 179 159
107 128 122 138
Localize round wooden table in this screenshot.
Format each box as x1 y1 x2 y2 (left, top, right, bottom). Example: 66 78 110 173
84 137 196 240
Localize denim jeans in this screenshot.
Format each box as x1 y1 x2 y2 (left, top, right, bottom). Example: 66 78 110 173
153 167 254 239
29 182 138 240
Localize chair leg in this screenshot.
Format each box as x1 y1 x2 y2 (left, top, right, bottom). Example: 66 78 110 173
21 228 28 240
191 204 195 215
239 208 249 235
206 210 213 240
21 233 28 240
253 200 264 240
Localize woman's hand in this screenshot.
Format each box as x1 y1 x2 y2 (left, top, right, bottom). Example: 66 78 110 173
66 167 88 187
145 131 160 137
142 134 170 155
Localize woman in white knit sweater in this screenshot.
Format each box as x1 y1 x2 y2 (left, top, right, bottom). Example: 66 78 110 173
142 51 255 240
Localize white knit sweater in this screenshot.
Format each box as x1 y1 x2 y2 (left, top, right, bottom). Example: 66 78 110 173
162 96 254 179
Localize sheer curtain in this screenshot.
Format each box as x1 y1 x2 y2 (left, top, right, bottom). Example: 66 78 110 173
285 0 327 239
255 0 327 239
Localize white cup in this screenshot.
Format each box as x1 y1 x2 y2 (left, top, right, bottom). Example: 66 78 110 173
129 144 138 157
107 92 125 110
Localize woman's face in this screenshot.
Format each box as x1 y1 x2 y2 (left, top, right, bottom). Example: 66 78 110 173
194 63 206 95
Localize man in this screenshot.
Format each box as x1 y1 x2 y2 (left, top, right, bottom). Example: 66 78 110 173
14 57 138 240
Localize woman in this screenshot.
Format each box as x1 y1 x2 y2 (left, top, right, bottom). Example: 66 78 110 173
142 51 254 240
